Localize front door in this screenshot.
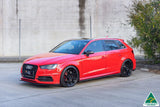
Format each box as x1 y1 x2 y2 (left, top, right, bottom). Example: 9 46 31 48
80 40 107 80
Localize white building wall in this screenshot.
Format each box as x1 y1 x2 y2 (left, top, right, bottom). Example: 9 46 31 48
1 0 18 56
0 0 3 56
85 0 136 39
18 0 79 56
0 0 141 56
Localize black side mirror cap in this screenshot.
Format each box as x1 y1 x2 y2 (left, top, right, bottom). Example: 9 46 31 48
84 50 94 56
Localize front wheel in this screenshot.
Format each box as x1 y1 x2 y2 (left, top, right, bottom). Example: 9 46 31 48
60 66 79 87
120 60 133 77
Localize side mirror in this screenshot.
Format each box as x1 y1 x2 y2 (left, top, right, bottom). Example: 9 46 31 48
84 50 94 56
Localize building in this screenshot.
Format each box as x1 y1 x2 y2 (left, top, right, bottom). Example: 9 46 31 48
0 0 139 57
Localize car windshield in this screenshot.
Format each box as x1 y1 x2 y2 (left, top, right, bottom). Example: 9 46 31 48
50 40 90 54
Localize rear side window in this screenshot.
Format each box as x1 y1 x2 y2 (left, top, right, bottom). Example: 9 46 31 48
115 40 126 49
84 40 104 53
104 40 119 51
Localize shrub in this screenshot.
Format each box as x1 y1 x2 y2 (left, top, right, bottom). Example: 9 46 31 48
128 0 160 63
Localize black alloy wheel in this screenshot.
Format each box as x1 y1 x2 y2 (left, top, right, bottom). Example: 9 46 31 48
120 60 133 77
60 66 79 87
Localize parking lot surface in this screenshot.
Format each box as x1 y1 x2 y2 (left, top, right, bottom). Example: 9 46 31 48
0 63 160 107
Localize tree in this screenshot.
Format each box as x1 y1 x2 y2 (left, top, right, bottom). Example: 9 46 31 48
128 0 160 63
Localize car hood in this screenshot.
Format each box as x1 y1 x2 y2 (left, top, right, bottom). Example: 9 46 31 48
24 53 78 65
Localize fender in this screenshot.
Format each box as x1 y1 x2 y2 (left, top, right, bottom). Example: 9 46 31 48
58 61 81 74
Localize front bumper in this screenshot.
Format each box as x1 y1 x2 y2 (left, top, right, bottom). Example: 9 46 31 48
21 72 61 84
21 64 61 84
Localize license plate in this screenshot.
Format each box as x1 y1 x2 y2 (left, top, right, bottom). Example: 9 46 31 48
25 70 33 76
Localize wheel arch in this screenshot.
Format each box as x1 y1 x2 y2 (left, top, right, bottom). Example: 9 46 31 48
60 64 80 82
121 58 133 70
121 58 133 69
120 58 134 77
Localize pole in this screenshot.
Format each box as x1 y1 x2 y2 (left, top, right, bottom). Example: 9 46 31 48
90 15 92 38
19 19 21 60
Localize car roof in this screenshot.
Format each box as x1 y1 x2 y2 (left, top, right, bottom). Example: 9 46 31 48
93 38 123 41
67 37 124 42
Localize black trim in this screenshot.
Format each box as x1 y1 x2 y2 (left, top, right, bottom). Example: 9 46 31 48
38 76 53 82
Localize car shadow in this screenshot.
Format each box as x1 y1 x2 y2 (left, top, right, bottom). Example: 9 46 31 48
19 74 120 88
19 81 60 88
78 74 120 84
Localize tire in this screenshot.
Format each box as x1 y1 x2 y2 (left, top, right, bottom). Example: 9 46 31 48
120 60 133 77
60 66 79 87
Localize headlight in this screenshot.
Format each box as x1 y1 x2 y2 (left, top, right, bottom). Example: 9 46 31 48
40 64 58 70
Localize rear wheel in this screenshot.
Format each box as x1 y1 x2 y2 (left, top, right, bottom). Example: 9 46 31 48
60 66 79 87
120 60 133 77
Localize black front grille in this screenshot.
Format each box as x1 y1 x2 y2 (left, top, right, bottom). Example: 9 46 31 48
22 64 38 79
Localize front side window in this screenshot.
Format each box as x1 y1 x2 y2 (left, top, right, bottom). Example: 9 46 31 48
84 40 104 53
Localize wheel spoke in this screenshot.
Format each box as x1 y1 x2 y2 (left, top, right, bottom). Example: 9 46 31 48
64 75 68 82
124 64 130 75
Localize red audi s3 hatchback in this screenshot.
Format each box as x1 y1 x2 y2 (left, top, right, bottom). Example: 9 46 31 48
21 38 136 87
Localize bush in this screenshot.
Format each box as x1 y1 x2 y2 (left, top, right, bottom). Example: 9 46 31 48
128 0 160 63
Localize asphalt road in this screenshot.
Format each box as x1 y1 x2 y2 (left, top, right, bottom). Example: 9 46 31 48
0 63 160 107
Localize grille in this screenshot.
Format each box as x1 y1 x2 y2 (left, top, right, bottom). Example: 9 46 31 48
22 64 38 79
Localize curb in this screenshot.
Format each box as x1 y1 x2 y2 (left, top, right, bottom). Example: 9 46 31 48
0 56 30 62
0 55 145 63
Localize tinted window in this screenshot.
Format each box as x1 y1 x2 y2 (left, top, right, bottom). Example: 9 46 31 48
50 40 90 54
104 40 119 51
115 40 126 49
84 40 104 53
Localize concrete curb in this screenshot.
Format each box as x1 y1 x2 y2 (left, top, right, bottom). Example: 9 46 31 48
0 55 145 63
0 56 30 62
